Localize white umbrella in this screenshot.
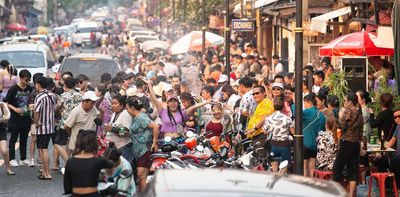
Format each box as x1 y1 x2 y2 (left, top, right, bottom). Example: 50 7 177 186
141 40 171 51
170 31 224 54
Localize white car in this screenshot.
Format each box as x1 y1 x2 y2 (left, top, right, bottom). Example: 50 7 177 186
132 35 159 43
129 30 157 38
0 41 56 77
76 22 98 45
143 169 347 197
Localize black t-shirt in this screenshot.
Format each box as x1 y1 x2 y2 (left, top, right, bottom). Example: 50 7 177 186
64 157 114 194
4 84 33 126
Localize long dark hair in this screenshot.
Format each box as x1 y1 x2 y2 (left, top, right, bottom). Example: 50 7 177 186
167 100 185 126
0 60 13 80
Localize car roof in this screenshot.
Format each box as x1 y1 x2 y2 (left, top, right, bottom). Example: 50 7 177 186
152 169 346 197
67 53 113 60
133 35 158 39
0 42 49 52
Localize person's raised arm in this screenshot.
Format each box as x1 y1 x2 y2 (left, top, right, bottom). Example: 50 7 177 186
142 79 162 113
185 100 211 115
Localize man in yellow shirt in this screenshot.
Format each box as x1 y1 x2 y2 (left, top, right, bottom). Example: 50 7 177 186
245 85 274 157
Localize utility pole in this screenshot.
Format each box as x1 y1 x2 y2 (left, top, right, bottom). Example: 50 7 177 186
224 0 230 76
202 0 206 56
172 0 175 20
294 0 304 175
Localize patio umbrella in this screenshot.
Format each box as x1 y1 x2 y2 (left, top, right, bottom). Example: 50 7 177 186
5 23 28 32
170 31 224 55
393 0 400 93
141 40 170 51
319 31 394 57
28 26 51 35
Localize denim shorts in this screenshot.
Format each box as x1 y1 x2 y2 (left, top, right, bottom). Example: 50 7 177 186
271 145 291 162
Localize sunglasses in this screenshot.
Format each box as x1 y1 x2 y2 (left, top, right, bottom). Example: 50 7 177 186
394 115 400 120
252 92 261 96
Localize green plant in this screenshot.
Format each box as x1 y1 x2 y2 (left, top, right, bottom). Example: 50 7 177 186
323 70 349 106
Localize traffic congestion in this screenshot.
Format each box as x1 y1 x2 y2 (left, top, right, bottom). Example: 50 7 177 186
0 1 399 197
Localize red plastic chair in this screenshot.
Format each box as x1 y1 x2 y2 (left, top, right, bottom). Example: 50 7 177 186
368 172 398 197
313 170 333 180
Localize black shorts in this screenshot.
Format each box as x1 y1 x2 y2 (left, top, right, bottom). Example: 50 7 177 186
304 146 317 159
54 128 69 145
0 129 6 141
37 133 55 149
76 43 82 47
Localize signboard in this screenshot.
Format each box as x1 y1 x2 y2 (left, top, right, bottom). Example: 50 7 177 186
232 19 255 31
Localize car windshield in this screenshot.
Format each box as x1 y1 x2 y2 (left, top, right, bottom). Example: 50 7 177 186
78 27 97 33
135 37 157 43
61 58 119 83
55 30 69 36
0 51 45 68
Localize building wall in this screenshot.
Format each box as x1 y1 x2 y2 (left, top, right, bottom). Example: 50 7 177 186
34 0 47 24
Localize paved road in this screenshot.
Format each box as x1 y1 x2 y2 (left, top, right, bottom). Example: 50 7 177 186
0 133 65 197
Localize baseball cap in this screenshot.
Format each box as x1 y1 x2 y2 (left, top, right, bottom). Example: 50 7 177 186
164 83 174 92
82 91 100 101
271 83 284 90
167 95 179 102
217 74 229 83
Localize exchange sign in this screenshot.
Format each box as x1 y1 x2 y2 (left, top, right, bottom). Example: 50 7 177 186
232 19 255 32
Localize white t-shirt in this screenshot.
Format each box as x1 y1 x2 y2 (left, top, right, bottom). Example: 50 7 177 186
227 94 241 109
274 63 283 74
65 105 99 150
106 110 133 149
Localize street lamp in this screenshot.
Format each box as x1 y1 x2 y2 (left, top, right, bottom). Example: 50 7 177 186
294 0 304 175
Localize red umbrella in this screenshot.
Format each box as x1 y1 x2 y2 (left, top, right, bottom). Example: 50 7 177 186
319 31 394 57
6 23 28 32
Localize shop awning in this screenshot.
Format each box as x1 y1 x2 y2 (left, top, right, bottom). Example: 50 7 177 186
310 6 351 34
255 0 278 9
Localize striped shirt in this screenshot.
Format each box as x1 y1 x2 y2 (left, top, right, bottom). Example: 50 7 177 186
34 90 56 135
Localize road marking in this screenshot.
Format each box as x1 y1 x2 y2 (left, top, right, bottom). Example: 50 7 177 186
0 142 20 167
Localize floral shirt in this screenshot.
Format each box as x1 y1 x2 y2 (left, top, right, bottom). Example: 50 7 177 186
316 131 338 171
130 112 153 160
57 90 81 129
339 105 363 142
98 97 112 126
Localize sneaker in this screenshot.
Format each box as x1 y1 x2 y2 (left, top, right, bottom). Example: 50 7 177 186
29 159 35 167
21 159 30 166
10 160 19 167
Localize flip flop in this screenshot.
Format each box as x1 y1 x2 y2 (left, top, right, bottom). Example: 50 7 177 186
38 175 52 180
7 171 15 175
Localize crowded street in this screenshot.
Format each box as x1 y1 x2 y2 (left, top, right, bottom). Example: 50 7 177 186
0 0 399 196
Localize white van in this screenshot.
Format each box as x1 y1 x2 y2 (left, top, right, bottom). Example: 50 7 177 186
0 41 56 78
76 22 98 45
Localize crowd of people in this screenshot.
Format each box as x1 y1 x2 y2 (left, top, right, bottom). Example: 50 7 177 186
0 10 399 197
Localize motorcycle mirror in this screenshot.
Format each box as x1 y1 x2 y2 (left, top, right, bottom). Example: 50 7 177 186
164 136 172 143
279 160 288 169
236 124 242 131
196 145 204 152
186 131 194 138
